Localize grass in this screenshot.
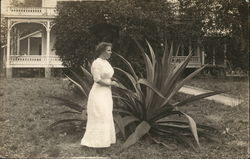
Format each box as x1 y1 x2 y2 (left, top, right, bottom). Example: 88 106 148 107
0 77 248 159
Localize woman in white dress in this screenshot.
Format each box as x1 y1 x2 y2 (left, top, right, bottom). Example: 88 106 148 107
81 42 118 148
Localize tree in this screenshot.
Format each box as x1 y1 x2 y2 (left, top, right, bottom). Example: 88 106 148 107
55 0 248 71
11 0 42 7
0 18 7 46
54 0 176 70
177 0 249 70
54 1 108 68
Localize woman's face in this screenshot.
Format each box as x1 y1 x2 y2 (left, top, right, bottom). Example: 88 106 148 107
103 46 112 59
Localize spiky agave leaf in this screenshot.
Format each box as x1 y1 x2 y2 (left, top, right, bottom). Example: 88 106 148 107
69 69 91 97
113 86 143 119
159 64 206 108
113 108 134 116
151 123 199 151
156 120 218 132
149 42 176 113
114 67 143 101
80 65 93 84
114 114 141 137
48 96 84 112
161 41 175 90
137 78 165 99
122 116 140 127
151 110 182 122
141 50 155 107
145 40 156 68
114 114 126 138
113 51 139 81
173 91 225 107
48 119 86 129
58 110 82 114
152 112 202 149
121 121 151 150
162 51 193 99
181 112 200 148
65 73 88 97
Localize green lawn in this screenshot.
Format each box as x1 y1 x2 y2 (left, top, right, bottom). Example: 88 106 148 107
0 78 248 159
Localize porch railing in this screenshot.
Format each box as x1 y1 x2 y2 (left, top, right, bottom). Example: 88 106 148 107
172 56 201 67
9 55 63 68
5 7 57 16
9 55 201 68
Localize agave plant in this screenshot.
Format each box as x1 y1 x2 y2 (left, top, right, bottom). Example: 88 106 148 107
111 39 222 151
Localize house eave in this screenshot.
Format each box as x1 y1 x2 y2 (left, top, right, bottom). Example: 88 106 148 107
3 15 56 19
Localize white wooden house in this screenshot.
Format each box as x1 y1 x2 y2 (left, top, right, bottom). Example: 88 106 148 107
1 0 62 77
1 0 208 78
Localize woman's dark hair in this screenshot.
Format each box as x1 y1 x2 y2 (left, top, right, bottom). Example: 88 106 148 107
95 42 112 58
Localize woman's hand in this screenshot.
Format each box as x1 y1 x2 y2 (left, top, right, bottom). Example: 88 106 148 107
111 81 119 87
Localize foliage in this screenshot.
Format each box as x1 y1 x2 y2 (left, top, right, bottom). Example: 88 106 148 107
0 18 7 46
54 0 249 71
54 1 108 68
102 0 175 48
54 0 176 70
177 0 249 70
10 0 42 7
177 0 248 47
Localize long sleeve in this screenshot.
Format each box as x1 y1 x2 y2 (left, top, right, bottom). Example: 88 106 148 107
91 60 102 82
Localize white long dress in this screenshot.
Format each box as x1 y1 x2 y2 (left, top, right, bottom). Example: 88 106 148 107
81 58 116 147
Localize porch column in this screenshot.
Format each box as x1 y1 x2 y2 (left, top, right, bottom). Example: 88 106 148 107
1 48 6 77
188 40 192 54
224 43 227 67
6 19 12 78
10 29 13 56
201 47 205 65
45 21 51 78
212 47 216 66
181 44 184 56
17 29 20 55
27 37 30 55
197 39 201 66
